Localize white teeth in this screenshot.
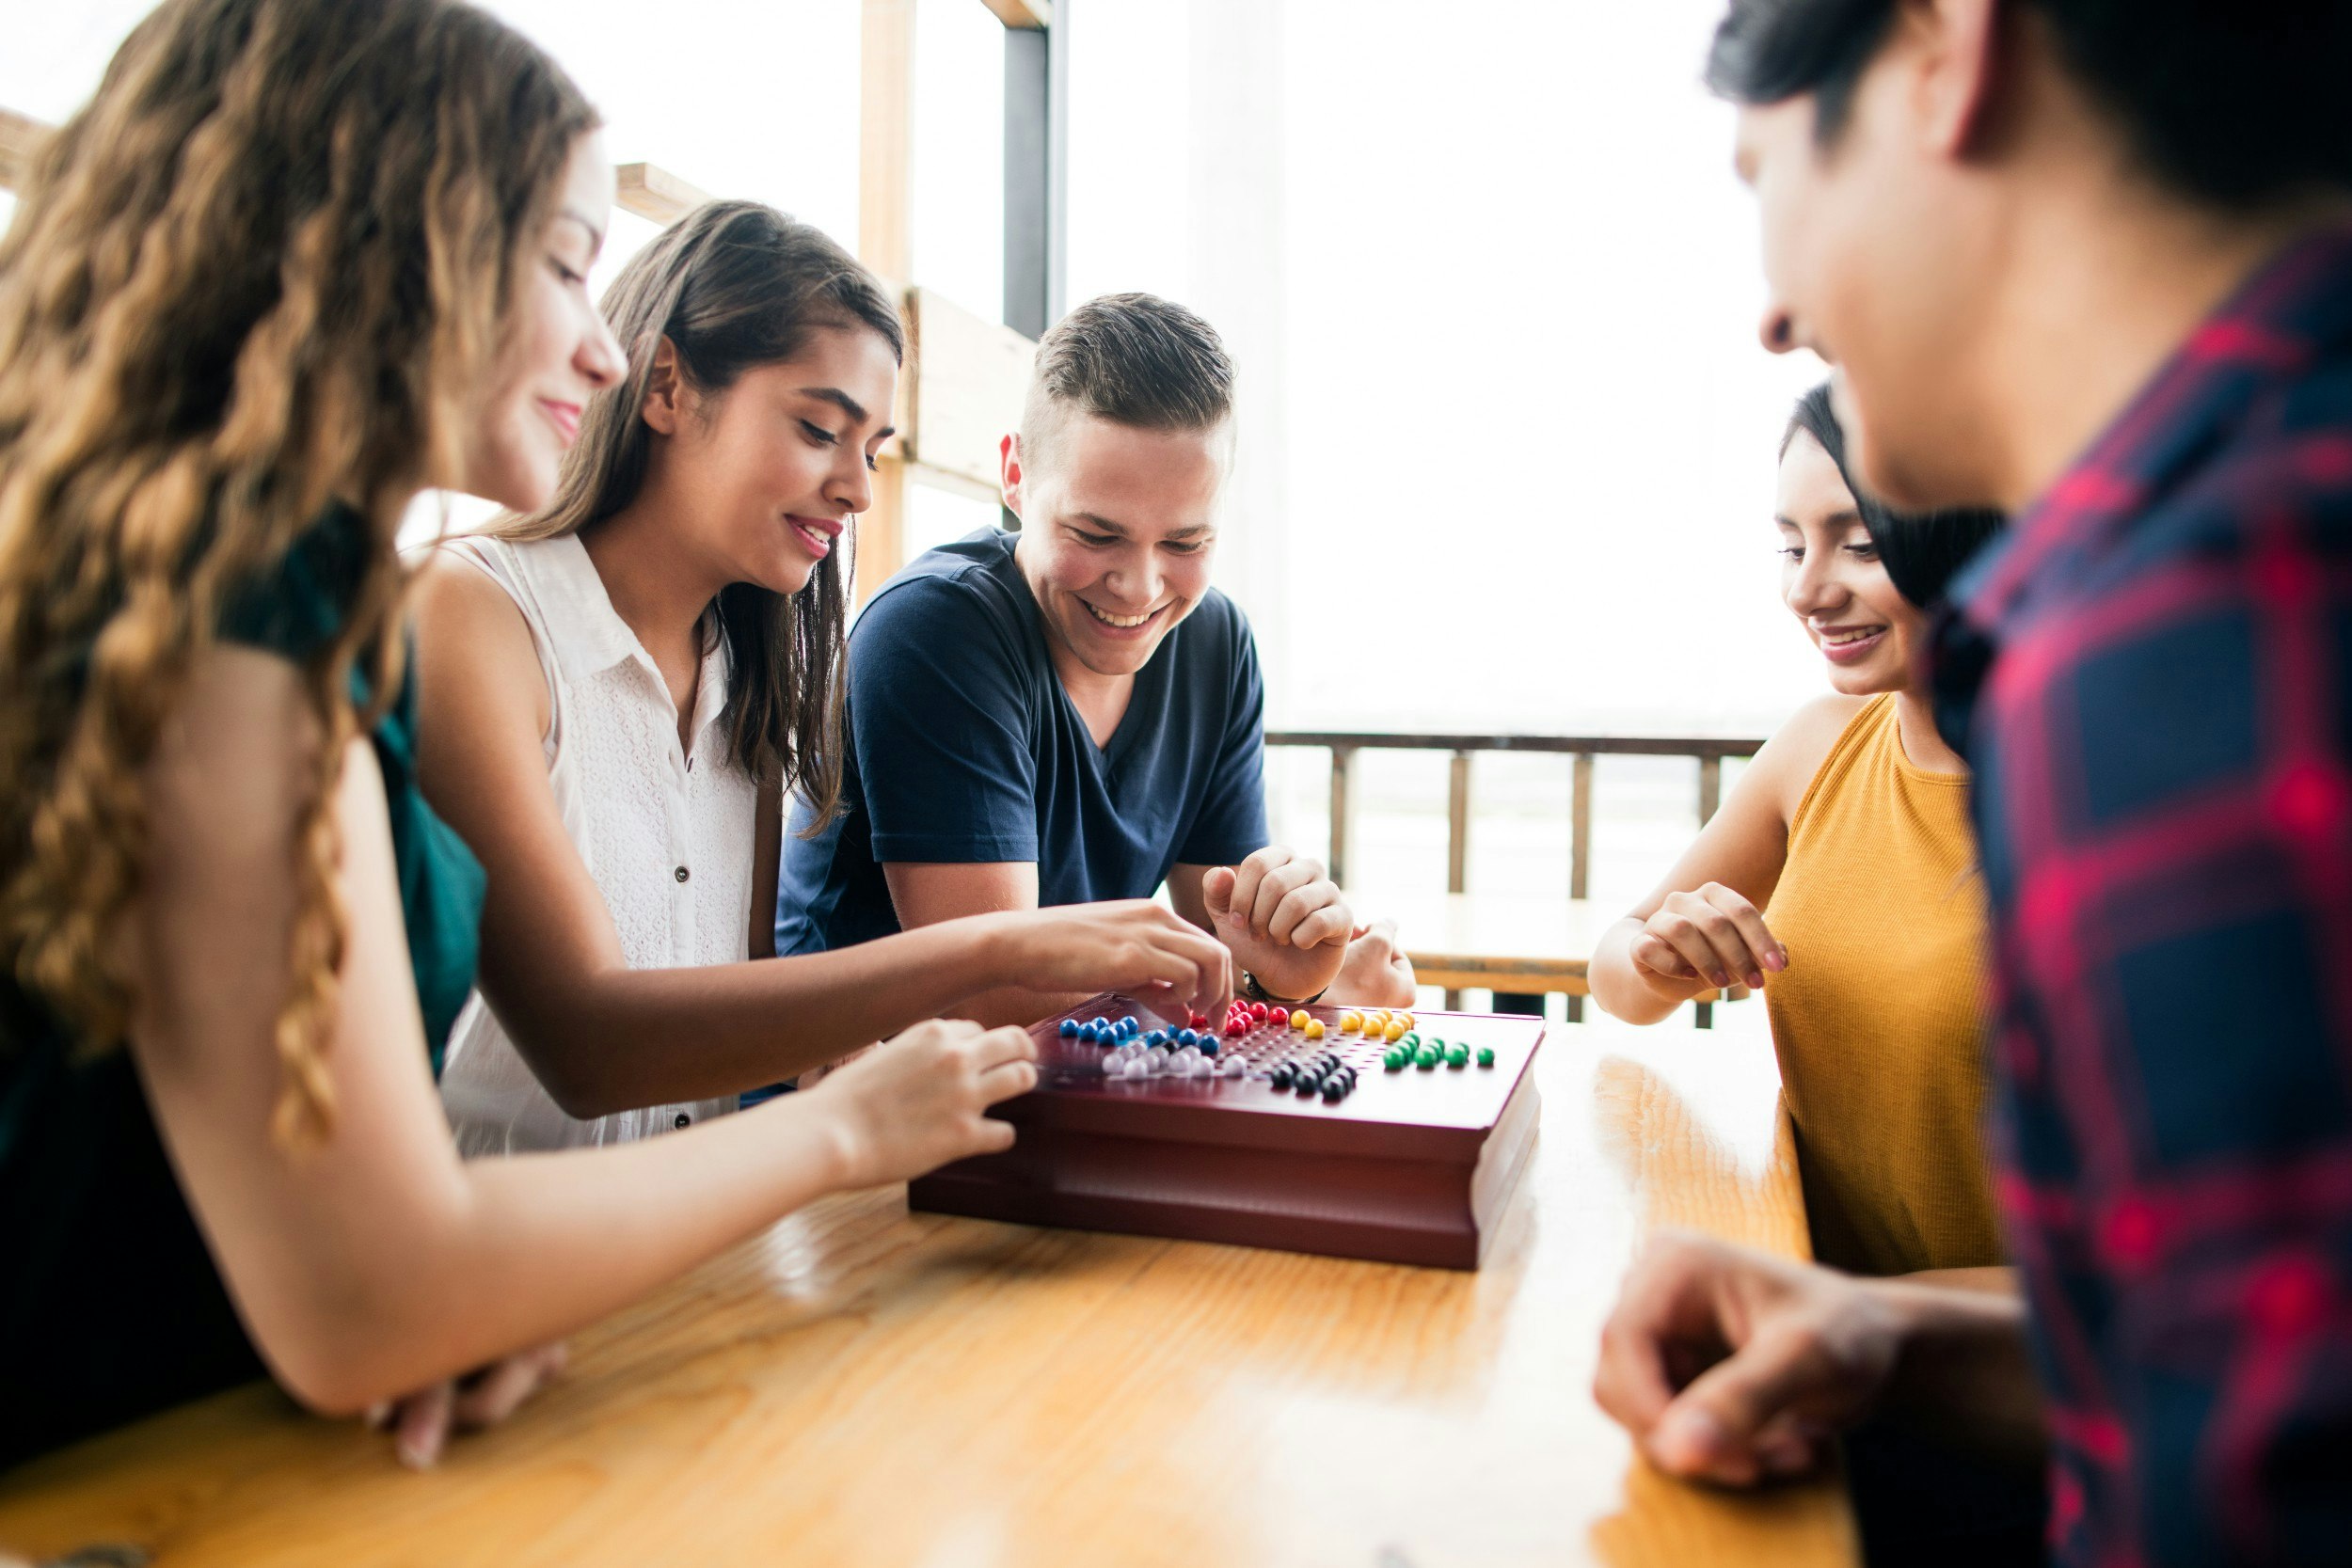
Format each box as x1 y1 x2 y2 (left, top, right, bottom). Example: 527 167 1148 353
1822 626 1884 646
1085 602 1152 628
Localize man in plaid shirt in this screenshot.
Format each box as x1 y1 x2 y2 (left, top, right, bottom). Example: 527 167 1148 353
1593 2 2352 1564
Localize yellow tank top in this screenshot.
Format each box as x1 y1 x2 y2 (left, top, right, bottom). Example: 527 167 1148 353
1762 693 2003 1276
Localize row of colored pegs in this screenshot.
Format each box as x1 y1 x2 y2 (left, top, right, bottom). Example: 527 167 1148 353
1336 1008 1417 1043
1222 999 1327 1040
1381 1031 1497 1071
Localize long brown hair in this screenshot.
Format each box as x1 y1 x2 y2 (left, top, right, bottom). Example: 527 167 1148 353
492 201 902 824
0 0 596 1145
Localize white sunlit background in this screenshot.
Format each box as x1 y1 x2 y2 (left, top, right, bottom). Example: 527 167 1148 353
1 0 1830 971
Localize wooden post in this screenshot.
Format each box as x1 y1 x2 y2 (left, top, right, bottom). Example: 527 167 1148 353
1569 753 1594 900
1446 751 1470 895
1692 752 1728 1028
858 0 915 606
1327 747 1354 890
1565 752 1594 1022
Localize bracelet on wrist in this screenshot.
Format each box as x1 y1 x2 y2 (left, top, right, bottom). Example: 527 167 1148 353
1241 969 1328 1007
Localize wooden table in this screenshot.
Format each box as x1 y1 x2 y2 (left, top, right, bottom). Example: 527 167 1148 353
1349 889 1750 1022
0 1008 1852 1568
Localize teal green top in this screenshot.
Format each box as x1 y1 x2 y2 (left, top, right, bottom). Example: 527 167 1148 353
219 505 485 1062
1 504 485 1468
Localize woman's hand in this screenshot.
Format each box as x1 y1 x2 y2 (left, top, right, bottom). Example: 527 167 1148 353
982 899 1233 1019
1330 919 1418 1006
1201 847 1352 1002
803 1018 1040 1189
1627 882 1788 992
364 1341 569 1468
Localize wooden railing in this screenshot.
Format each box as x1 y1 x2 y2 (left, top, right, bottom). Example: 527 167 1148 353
1266 731 1768 1024
1264 731 1766 895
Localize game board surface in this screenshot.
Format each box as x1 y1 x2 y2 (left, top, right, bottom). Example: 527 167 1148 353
909 994 1546 1269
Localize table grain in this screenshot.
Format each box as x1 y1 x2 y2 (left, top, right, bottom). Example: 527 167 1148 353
0 1006 1855 1568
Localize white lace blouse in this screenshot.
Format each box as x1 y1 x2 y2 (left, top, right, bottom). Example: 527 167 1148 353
436 532 756 1153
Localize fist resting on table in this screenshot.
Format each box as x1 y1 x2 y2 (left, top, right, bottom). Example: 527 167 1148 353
1593 1231 2042 1488
1330 917 1418 1007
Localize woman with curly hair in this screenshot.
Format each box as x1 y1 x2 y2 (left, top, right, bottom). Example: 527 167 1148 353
0 0 1047 1470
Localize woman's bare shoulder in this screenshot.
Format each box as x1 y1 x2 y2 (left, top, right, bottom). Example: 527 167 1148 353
1750 692 1874 817
407 542 548 733
148 644 326 848
409 543 529 643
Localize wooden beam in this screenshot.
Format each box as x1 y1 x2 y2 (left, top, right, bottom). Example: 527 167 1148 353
860 0 914 281
1266 730 1766 760
858 0 915 606
979 0 1052 27
0 107 54 195
613 163 711 227
903 285 1035 496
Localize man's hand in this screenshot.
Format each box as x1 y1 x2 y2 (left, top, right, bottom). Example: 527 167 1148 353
1200 847 1351 1001
1330 919 1417 1006
365 1341 570 1468
1594 1232 1904 1485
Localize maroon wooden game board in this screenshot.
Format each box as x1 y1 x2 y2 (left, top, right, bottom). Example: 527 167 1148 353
908 994 1545 1269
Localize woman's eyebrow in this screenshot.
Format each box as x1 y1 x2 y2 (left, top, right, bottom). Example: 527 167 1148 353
799 387 896 443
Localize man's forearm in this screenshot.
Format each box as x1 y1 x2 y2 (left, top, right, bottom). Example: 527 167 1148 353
1869 1275 2047 1468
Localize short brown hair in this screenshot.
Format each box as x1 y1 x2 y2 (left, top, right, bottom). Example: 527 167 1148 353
1021 293 1234 458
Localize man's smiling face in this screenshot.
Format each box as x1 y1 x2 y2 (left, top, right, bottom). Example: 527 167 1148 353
1008 411 1230 684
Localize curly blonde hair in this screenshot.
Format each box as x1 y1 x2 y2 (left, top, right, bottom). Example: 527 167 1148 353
0 0 596 1145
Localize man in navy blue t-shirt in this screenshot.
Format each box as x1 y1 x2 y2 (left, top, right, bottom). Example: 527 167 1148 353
776 293 1414 1024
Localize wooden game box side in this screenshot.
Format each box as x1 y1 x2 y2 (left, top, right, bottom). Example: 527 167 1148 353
996 1077 1498 1163
908 1062 1544 1270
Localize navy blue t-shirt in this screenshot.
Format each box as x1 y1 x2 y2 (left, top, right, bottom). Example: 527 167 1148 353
775 529 1269 952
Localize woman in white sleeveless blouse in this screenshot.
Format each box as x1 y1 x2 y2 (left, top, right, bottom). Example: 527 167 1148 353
412 204 1236 1154
435 530 755 1150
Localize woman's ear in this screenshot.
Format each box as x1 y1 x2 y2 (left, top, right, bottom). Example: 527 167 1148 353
640 336 686 436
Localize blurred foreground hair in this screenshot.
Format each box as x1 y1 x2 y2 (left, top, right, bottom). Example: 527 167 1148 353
0 0 595 1146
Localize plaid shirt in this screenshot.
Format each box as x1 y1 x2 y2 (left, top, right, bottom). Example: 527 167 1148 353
1931 222 2352 1568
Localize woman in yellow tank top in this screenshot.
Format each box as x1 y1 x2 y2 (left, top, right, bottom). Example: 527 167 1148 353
1590 385 2006 1282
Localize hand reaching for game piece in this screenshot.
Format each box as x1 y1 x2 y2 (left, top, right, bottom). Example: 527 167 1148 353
979 899 1232 1019
364 1339 569 1469
1330 919 1417 1007
1627 882 1788 992
1201 847 1352 1002
802 1017 1040 1189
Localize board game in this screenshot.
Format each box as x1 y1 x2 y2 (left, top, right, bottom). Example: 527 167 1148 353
907 993 1546 1269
